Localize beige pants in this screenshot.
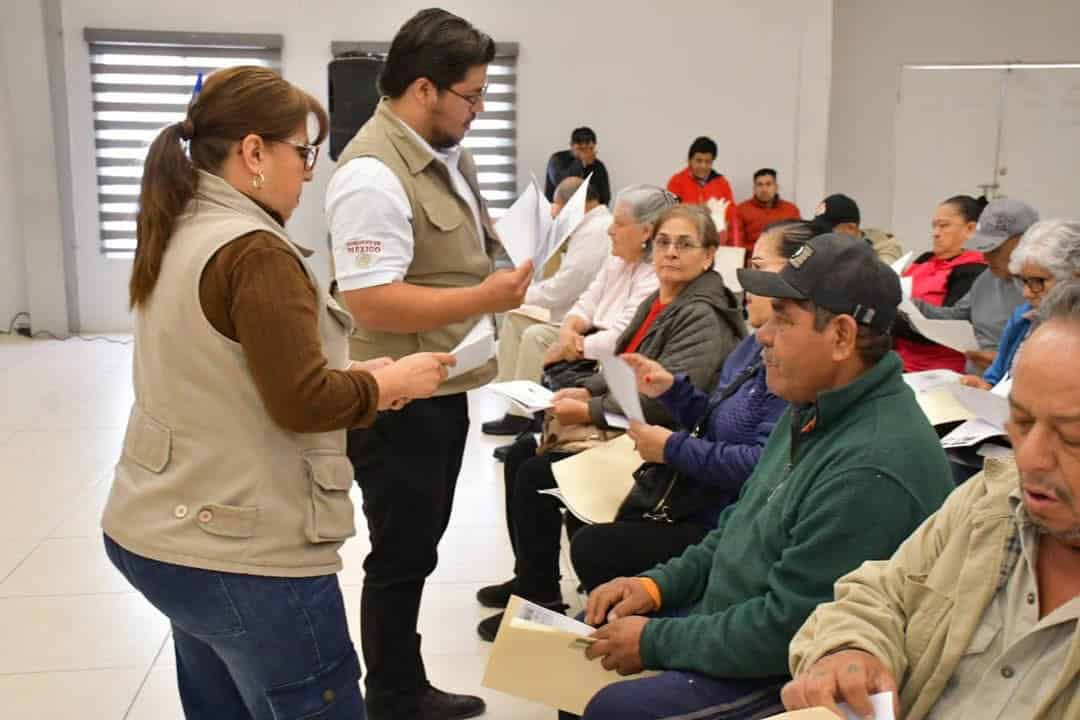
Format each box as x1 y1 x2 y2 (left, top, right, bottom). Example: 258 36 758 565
496 311 560 392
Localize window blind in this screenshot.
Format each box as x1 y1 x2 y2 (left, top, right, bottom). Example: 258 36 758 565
84 29 283 258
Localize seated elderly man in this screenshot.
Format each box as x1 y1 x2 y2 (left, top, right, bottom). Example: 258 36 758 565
566 234 955 720
783 280 1080 720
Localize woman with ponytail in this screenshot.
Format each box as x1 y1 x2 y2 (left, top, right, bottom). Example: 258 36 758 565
103 66 452 719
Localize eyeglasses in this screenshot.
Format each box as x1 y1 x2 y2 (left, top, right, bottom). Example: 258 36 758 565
278 139 319 171
1016 274 1052 293
444 85 488 108
654 236 705 253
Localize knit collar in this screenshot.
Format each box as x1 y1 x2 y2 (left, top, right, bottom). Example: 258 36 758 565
799 351 904 433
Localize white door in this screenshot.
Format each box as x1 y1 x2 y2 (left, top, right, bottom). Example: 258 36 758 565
997 67 1080 220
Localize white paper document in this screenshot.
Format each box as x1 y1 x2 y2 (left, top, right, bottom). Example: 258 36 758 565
512 598 596 637
494 175 591 279
900 276 913 301
447 321 495 379
598 354 645 423
902 369 963 394
900 299 979 352
891 252 914 276
713 246 747 292
487 380 554 413
603 412 630 430
839 692 896 720
763 692 896 719
940 377 1013 448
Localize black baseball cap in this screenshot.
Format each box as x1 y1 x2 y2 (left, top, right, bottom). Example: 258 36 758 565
813 193 861 230
736 233 901 334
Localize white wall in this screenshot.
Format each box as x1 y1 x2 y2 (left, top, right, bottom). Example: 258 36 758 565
52 0 831 331
1 0 70 335
828 0 1080 236
0 58 28 328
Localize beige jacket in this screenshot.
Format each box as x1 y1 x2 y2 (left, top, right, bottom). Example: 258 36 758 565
790 458 1080 719
102 172 357 578
334 101 501 395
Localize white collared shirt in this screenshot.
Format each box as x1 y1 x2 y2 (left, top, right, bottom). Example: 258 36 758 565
326 113 485 292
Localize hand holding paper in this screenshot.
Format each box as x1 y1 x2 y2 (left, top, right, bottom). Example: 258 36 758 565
899 298 979 352
618 353 674 398
447 321 495 379
779 650 898 720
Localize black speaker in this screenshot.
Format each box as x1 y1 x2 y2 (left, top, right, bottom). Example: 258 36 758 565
328 54 384 161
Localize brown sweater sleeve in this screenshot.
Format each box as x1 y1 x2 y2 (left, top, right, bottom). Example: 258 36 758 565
199 231 379 433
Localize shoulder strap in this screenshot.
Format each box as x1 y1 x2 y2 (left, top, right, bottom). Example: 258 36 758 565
690 349 763 438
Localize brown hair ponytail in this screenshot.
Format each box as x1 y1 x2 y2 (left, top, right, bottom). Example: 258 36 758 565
129 66 329 308
129 122 197 307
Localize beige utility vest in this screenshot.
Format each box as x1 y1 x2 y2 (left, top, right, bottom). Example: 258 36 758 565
334 101 500 394
102 171 356 577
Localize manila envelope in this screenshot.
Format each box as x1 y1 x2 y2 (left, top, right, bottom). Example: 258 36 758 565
482 595 657 715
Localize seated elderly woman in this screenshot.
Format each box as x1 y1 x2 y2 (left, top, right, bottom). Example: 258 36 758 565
894 195 988 372
483 184 662 445
566 222 814 594
960 218 1080 390
475 203 746 641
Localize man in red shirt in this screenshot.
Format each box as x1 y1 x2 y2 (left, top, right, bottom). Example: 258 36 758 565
736 168 801 249
666 136 740 248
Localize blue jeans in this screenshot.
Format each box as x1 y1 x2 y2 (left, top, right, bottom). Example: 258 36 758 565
104 534 364 720
562 672 786 720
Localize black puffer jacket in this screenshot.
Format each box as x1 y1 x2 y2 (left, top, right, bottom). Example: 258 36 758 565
581 269 746 428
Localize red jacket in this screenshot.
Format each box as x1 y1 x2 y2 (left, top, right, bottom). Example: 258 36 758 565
895 250 986 373
666 167 741 249
736 196 802 249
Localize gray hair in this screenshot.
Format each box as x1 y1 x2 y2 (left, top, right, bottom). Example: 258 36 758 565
1035 280 1080 327
1008 219 1080 278
554 176 584 205
613 184 679 233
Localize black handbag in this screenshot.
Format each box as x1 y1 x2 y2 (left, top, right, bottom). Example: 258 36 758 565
540 358 599 391
615 355 762 523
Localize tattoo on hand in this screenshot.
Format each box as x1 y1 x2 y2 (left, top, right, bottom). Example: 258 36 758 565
847 664 860 674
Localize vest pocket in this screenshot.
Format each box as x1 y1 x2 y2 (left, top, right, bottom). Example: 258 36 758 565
195 504 258 539
420 197 465 232
122 406 172 474
303 451 357 543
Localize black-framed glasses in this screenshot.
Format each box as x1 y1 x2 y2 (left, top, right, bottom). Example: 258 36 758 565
654 236 705 253
278 139 319 171
444 85 488 108
1016 274 1051 293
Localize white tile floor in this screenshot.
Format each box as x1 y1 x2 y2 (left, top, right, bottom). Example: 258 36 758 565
0 335 581 718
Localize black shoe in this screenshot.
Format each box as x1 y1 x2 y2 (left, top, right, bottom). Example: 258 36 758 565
476 578 516 608
481 414 534 436
492 443 513 462
477 599 567 642
418 685 486 720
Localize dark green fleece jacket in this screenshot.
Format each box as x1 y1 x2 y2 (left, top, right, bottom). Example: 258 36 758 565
639 351 954 678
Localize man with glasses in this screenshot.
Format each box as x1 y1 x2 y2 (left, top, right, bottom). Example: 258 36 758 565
326 8 532 720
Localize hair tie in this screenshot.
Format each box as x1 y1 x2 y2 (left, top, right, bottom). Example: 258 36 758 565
178 118 195 141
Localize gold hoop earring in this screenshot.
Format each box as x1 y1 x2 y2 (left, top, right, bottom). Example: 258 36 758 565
251 172 264 190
